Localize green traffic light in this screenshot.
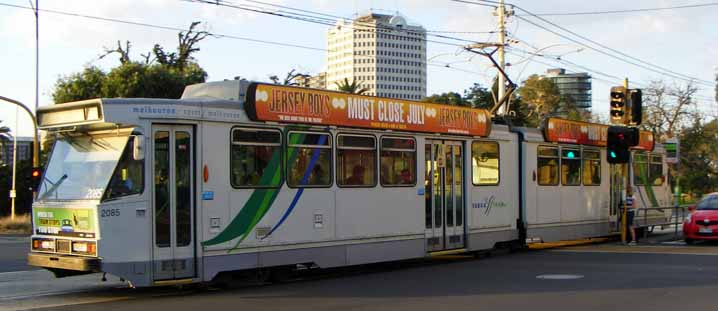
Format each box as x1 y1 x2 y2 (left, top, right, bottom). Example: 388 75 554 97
567 151 575 158
610 151 617 158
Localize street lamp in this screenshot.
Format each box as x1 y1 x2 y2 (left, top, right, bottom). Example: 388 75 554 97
0 96 38 221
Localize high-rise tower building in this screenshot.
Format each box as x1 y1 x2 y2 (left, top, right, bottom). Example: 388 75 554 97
545 68 592 109
326 13 427 100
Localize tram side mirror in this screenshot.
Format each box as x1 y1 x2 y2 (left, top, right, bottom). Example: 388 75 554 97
133 135 145 161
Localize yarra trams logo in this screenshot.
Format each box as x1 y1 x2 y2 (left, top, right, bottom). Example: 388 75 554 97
472 195 507 215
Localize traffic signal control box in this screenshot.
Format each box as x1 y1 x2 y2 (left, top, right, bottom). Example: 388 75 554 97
607 126 639 164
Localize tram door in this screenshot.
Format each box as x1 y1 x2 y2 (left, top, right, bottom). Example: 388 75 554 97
152 125 196 281
425 140 466 252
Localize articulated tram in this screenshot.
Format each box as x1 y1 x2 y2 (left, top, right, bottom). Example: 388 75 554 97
28 80 671 287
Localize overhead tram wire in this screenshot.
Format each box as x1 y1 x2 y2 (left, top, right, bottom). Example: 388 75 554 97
507 35 717 102
516 2 718 16
1 3 498 92
505 50 716 104
231 0 498 34
451 0 716 87
185 0 483 48
0 2 325 52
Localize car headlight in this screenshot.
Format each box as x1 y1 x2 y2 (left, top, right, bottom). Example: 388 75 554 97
685 214 692 224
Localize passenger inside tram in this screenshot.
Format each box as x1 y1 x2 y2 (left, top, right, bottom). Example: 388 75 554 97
346 165 365 185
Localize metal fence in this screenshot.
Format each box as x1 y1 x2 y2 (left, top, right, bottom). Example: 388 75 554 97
631 205 691 238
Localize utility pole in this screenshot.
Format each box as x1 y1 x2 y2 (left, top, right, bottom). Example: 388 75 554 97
495 0 512 115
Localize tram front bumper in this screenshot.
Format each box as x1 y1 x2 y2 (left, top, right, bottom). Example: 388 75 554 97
28 252 101 273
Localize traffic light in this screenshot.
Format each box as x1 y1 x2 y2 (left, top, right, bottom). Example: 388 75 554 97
607 126 639 164
628 88 642 125
610 86 627 124
29 167 42 192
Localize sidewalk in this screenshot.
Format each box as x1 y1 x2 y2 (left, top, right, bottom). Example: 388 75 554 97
616 225 683 245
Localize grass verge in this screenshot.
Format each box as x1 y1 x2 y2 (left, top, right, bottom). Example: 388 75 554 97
0 214 32 235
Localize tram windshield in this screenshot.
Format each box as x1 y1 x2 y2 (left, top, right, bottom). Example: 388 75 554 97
37 132 131 201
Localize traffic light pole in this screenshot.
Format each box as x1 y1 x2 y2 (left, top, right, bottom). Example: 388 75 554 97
621 78 629 244
0 96 39 221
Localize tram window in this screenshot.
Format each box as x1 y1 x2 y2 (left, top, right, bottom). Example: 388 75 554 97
561 148 581 186
471 141 499 186
633 152 648 185
287 132 332 187
380 137 416 186
582 149 601 186
537 146 559 186
650 154 664 186
104 136 144 200
337 134 377 187
231 128 282 188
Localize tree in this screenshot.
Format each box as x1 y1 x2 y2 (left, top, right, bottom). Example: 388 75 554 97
423 92 466 106
679 118 718 197
516 74 589 126
463 83 493 109
269 69 309 86
0 120 10 141
641 80 699 140
52 22 209 103
334 78 369 95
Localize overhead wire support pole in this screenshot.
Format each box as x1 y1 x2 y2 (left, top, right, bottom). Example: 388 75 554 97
496 0 507 115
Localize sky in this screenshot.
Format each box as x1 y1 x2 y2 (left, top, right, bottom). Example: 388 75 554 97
0 0 716 137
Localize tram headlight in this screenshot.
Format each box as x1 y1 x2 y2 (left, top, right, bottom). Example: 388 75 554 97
71 241 96 255
32 238 55 251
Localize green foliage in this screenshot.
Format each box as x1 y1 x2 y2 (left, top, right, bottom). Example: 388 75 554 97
464 83 493 109
679 119 718 197
52 22 208 103
516 74 589 126
423 82 493 108
334 78 369 95
423 91 467 106
0 160 34 217
52 67 106 103
0 120 11 142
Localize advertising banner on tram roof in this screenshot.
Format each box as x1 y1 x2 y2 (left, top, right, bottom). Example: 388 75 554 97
543 117 654 151
245 83 492 137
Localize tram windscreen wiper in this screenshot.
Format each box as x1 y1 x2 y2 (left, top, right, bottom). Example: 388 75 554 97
37 174 68 201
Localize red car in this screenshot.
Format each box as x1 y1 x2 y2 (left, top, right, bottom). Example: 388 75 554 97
683 193 718 244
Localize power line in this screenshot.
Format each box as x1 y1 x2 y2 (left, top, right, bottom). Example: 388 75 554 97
452 0 716 87
516 2 718 16
233 0 499 34
505 50 716 105
2 2 497 88
0 2 326 52
186 0 480 48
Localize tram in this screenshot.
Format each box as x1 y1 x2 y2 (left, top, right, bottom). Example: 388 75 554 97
27 80 671 287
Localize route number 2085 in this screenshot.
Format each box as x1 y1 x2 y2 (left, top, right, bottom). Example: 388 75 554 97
101 209 121 217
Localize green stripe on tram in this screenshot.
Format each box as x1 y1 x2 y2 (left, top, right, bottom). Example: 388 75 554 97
202 130 304 250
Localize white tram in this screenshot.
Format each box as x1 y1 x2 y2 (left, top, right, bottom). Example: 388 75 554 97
28 80 671 287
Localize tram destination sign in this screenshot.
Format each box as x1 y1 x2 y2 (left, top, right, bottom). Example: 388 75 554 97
543 118 654 151
245 83 492 137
